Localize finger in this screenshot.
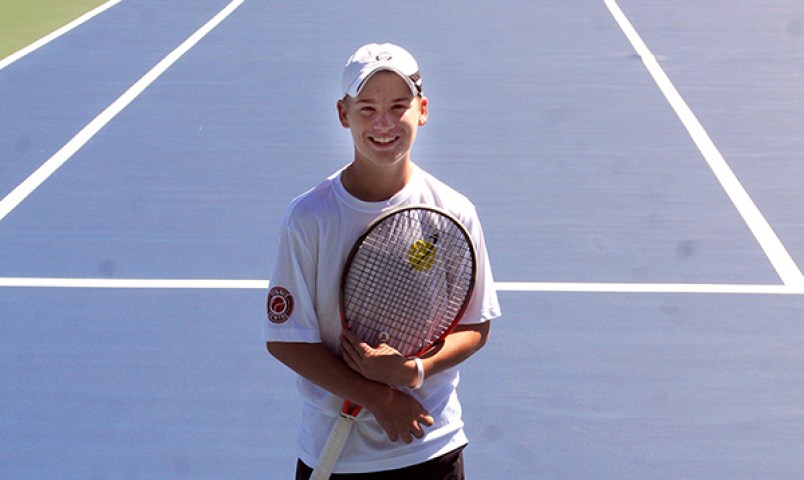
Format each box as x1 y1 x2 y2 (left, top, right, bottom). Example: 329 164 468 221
343 330 370 352
341 350 357 371
376 343 401 356
340 334 365 362
412 426 425 439
339 339 362 372
339 336 353 359
343 331 374 357
340 332 357 352
341 330 358 345
400 431 414 444
419 414 434 427
410 419 426 439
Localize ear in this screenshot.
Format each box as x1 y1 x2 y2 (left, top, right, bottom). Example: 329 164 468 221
417 96 429 126
337 99 349 128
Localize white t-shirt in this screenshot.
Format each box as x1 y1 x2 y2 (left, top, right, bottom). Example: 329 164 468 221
264 163 501 473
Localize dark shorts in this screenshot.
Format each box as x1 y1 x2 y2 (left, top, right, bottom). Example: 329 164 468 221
295 446 465 480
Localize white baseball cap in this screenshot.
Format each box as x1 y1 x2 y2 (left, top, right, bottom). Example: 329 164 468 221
341 43 423 98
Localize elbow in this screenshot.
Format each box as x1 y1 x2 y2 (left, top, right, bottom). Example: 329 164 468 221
476 321 491 351
266 341 282 359
266 341 294 366
454 321 491 355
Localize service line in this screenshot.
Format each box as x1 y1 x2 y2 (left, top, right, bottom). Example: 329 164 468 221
603 0 804 289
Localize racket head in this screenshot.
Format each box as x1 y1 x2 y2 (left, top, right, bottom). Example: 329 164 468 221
339 205 477 357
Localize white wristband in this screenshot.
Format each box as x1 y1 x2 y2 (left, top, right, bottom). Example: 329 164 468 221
411 357 424 390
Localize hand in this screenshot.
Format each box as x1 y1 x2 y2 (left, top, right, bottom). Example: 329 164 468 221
340 331 418 387
364 387 435 443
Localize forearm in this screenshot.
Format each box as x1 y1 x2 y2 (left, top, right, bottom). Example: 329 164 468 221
266 341 389 408
416 321 491 383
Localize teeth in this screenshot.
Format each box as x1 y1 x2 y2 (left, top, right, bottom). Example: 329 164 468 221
373 137 395 144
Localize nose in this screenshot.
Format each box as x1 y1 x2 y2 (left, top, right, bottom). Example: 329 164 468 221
372 110 395 131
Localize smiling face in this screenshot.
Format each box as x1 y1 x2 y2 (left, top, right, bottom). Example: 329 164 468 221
337 71 428 172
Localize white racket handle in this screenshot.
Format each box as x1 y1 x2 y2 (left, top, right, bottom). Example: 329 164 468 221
310 413 355 480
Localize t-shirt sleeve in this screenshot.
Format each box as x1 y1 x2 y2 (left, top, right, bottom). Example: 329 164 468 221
263 213 322 344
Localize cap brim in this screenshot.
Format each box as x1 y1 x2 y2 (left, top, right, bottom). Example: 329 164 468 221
345 67 419 98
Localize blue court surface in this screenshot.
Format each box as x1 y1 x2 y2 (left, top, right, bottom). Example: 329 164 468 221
2 1 803 478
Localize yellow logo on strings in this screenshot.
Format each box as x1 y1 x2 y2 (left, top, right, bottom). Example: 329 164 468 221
408 239 437 271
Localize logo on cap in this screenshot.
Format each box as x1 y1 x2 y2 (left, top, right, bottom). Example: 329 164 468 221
267 286 294 324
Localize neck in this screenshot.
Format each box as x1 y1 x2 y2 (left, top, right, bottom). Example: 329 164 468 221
341 159 413 202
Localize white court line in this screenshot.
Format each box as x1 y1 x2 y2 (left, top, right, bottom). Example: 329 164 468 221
0 0 122 72
1 277 802 295
603 0 804 289
0 277 267 289
496 281 802 295
0 0 246 223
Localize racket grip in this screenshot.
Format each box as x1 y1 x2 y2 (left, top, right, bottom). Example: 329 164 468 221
309 413 355 480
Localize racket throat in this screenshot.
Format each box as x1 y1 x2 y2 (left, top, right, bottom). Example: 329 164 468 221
342 402 362 417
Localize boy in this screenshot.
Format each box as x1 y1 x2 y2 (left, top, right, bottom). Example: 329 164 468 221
265 43 501 479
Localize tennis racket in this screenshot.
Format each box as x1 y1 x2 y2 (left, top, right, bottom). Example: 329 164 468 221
309 205 477 479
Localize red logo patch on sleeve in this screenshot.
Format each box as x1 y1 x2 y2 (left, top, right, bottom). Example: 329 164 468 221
267 286 294 324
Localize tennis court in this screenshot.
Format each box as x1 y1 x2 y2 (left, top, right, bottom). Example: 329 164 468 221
2 1 803 478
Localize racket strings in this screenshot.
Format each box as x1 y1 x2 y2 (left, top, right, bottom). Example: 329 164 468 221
343 209 475 357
